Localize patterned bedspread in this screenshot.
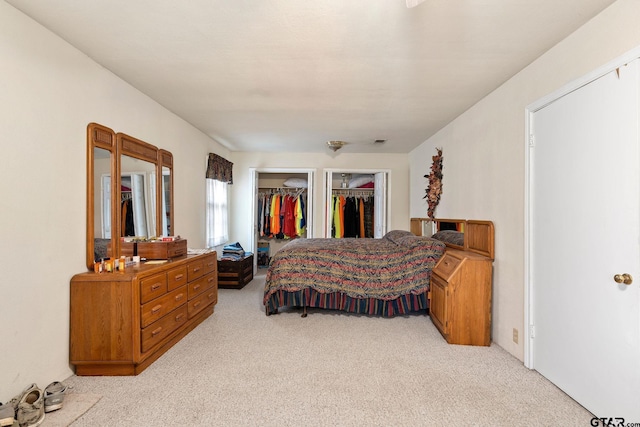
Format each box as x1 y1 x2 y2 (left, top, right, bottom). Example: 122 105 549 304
263 230 446 315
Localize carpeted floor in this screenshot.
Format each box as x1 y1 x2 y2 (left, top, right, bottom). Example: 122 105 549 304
41 393 101 427
62 272 593 426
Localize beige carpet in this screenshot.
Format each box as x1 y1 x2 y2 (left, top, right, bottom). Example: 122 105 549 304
41 393 101 426
62 272 593 426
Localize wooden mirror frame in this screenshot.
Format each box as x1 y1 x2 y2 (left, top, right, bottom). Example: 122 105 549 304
86 123 174 270
115 132 159 258
158 149 173 238
86 123 117 270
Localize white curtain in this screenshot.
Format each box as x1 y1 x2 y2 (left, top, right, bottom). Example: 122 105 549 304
206 178 228 247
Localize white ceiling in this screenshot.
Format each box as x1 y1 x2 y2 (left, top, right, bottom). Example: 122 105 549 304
6 0 616 154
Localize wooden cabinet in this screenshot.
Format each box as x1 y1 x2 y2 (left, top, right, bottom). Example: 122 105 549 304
429 249 493 346
218 254 254 289
70 251 217 375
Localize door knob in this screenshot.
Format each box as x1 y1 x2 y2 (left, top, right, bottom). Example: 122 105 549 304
613 273 633 285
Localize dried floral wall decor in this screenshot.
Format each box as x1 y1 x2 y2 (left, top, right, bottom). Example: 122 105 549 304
423 148 443 219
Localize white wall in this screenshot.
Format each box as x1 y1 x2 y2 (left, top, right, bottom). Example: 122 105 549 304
410 0 640 360
229 152 410 251
0 2 228 399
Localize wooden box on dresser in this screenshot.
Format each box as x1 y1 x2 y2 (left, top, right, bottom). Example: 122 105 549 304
429 249 493 346
70 251 217 375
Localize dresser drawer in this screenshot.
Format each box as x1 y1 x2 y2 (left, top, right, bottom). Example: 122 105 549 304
141 305 188 353
188 288 217 318
140 272 168 304
203 255 217 275
167 266 188 291
434 253 461 279
187 260 205 281
140 286 187 328
188 273 216 299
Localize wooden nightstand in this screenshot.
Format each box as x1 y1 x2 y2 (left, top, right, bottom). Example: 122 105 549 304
429 249 493 346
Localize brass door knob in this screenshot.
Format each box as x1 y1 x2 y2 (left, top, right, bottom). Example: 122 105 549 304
613 273 633 285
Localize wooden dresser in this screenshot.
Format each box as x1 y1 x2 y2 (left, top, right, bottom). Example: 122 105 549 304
70 251 217 375
429 249 492 346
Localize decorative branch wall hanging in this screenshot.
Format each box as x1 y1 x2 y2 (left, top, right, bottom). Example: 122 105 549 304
423 148 443 219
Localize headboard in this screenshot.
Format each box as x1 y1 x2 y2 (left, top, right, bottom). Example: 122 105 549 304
410 217 495 260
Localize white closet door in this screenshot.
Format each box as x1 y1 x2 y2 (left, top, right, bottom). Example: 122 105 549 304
531 60 640 419
373 172 387 238
130 173 149 237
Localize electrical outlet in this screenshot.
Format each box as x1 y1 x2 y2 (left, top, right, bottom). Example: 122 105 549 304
513 328 519 344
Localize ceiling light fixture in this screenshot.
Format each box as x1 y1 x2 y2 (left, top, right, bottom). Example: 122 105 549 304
327 140 348 152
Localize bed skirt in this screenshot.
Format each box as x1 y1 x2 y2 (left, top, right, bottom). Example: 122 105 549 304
264 288 429 317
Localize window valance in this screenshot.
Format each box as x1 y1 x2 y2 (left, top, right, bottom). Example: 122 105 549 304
206 153 233 184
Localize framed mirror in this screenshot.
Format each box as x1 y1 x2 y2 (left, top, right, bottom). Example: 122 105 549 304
116 133 159 256
86 124 175 270
410 217 466 250
158 149 173 237
86 123 117 270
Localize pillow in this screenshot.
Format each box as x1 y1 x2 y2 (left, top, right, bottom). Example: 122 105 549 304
348 175 374 189
283 177 308 188
383 230 415 245
397 235 447 251
431 230 464 246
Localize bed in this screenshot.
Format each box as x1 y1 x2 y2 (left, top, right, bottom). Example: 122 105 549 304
263 230 446 317
263 218 494 317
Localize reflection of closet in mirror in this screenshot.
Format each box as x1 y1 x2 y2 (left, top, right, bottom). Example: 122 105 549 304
119 170 155 237
117 133 159 251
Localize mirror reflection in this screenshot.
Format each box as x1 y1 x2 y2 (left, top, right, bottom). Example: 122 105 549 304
120 155 157 238
161 166 171 235
93 147 113 261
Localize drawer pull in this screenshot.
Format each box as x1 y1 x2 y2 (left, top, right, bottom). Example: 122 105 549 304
207 262 215 267
174 274 184 280
151 283 162 291
192 267 201 273
151 326 162 337
193 284 201 291
208 292 215 299
151 304 162 314
193 301 201 308
175 293 184 301
207 277 214 283
175 313 185 321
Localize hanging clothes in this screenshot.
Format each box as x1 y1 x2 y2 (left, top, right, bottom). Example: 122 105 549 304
343 196 358 238
359 197 365 238
364 197 374 238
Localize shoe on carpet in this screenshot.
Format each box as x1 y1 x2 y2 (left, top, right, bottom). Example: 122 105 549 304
10 384 44 427
0 402 15 427
43 382 67 413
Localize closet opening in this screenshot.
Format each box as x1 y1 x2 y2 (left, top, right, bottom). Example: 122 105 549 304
249 168 315 272
324 169 390 238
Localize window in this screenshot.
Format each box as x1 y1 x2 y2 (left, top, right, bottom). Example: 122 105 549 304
206 178 228 247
